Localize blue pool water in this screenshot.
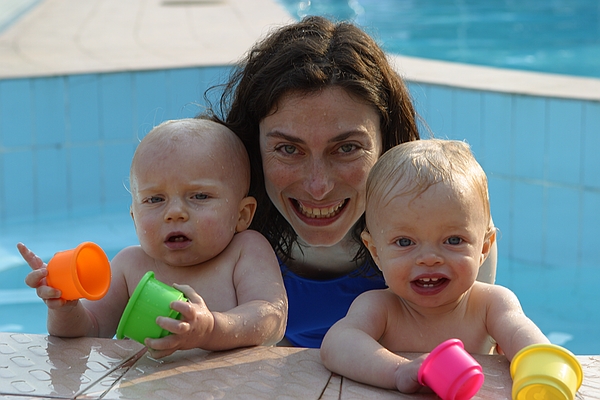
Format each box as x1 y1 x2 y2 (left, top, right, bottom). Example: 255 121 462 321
0 212 138 337
278 0 600 78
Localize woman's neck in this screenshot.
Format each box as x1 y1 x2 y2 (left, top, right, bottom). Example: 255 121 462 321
284 235 364 280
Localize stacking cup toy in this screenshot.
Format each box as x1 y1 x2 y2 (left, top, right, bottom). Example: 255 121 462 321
116 271 186 344
418 338 485 400
46 242 110 301
510 343 583 400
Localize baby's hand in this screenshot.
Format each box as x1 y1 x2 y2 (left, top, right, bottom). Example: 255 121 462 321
17 243 71 309
395 354 429 394
145 284 215 359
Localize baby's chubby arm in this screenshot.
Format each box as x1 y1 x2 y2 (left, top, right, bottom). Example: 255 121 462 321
18 243 101 337
483 284 550 360
146 230 287 358
320 290 425 393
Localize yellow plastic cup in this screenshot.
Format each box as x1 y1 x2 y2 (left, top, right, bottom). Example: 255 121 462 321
46 242 111 301
116 271 186 344
511 344 583 400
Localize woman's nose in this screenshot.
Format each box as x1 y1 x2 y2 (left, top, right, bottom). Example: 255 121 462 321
303 158 334 200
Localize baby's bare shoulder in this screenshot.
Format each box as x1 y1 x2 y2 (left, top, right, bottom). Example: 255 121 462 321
227 230 277 262
471 282 521 308
230 229 272 247
352 288 399 312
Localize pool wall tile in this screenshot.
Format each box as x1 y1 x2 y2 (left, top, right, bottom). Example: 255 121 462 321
546 98 582 186
67 74 101 144
0 67 598 276
32 77 66 146
544 186 580 267
36 147 68 219
102 142 137 211
453 89 482 155
487 176 511 260
99 73 135 142
583 101 600 189
134 70 169 136
412 80 599 276
0 79 33 148
512 96 546 182
422 86 453 137
197 66 231 112
481 92 512 176
581 191 600 269
168 68 205 118
2 151 35 224
511 182 545 265
406 82 430 137
70 145 102 212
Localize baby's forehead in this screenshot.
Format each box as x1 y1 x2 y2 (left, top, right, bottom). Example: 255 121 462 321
150 123 234 154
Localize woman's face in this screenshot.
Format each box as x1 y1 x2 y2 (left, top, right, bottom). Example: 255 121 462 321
259 86 382 247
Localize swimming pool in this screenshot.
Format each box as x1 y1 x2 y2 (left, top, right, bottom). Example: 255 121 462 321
278 0 600 78
0 0 598 356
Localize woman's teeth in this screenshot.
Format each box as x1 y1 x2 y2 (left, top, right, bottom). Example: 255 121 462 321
298 201 345 218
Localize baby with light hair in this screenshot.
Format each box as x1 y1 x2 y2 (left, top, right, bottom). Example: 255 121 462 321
321 138 549 393
20 118 287 358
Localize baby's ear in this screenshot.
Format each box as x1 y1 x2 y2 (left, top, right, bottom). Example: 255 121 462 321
235 196 257 233
480 227 496 266
360 230 381 270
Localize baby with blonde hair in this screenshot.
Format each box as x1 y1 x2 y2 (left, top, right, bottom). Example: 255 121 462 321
321 139 548 393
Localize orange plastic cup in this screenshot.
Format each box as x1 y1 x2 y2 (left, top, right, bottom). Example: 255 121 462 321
46 242 111 301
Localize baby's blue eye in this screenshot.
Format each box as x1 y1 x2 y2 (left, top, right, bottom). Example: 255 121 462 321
396 238 412 247
148 196 163 204
193 193 208 200
446 237 462 245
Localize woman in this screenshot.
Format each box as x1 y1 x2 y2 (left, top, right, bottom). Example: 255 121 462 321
205 15 497 348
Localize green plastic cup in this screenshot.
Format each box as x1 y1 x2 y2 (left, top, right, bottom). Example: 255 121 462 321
116 271 186 344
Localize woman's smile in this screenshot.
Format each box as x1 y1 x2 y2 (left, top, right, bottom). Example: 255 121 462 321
259 87 382 247
293 199 347 219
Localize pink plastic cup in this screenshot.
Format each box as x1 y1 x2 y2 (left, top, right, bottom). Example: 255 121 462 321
46 242 111 301
418 338 485 400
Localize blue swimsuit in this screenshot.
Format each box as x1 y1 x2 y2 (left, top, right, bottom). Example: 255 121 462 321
280 260 387 348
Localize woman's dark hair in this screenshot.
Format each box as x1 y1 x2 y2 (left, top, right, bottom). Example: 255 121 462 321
203 15 420 264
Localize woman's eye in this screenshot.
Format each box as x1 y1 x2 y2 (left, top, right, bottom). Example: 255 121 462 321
338 143 357 153
446 237 463 245
396 238 413 247
280 144 297 155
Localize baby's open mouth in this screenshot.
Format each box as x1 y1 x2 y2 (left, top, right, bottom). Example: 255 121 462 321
167 234 190 243
413 277 448 288
294 199 347 219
